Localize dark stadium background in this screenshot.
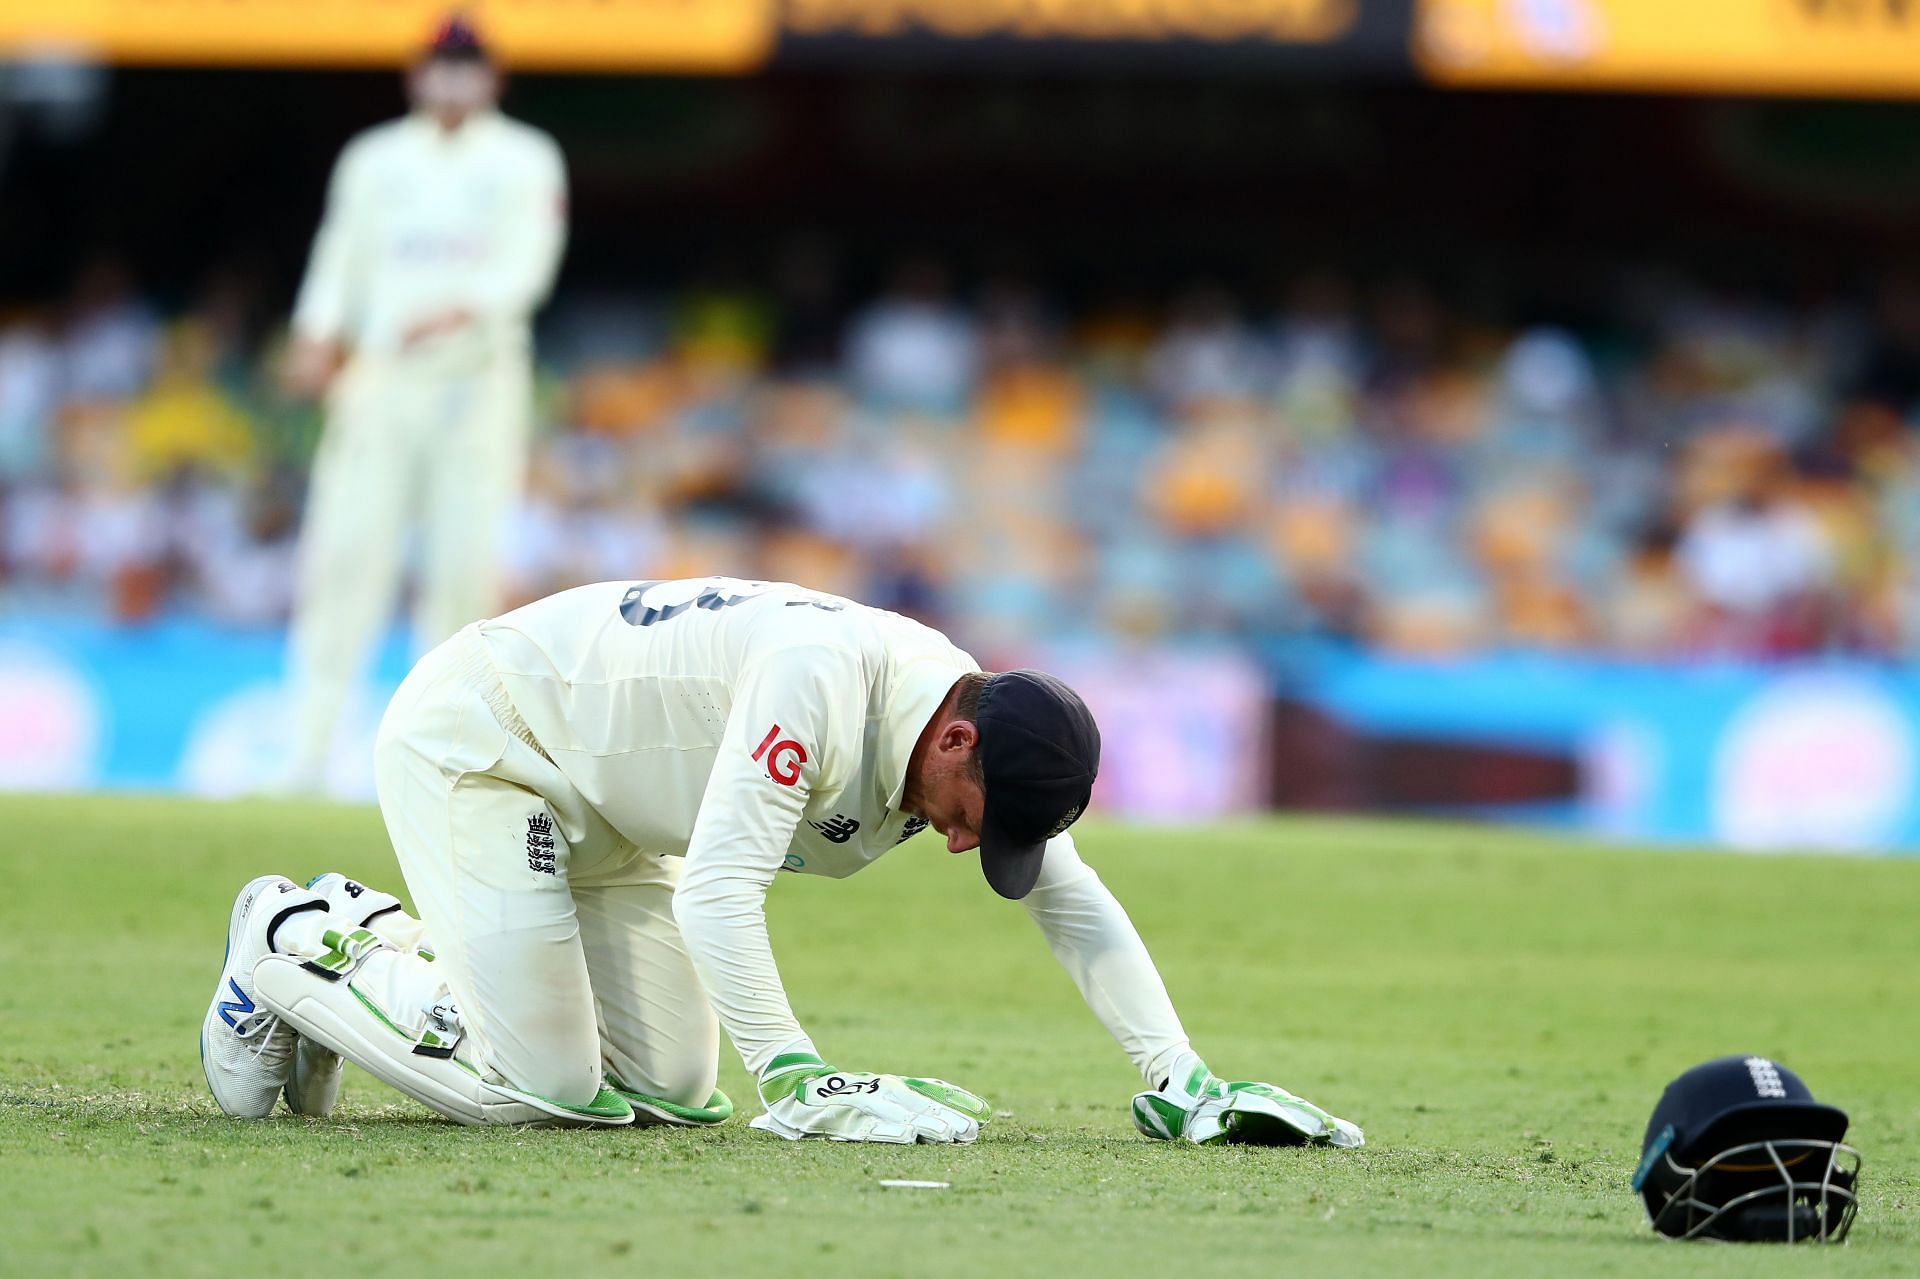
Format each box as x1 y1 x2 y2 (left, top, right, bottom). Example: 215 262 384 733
12 73 1920 309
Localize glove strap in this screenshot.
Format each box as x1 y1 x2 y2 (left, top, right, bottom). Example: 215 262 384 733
299 927 386 983
758 1051 834 1105
1162 1051 1226 1106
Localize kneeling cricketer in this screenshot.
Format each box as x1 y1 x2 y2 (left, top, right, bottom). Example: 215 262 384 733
203 577 1363 1147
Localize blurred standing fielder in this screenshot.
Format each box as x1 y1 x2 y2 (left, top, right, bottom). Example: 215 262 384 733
281 16 566 790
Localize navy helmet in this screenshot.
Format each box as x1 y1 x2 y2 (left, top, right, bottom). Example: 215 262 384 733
1632 1055 1859 1243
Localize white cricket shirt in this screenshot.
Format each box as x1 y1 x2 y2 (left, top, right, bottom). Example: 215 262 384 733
477 578 1192 1083
292 110 566 363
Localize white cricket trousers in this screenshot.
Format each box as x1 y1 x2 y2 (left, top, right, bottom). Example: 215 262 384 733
287 350 532 787
370 624 721 1108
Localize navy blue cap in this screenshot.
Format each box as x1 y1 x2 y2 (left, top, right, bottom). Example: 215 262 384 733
424 12 490 61
975 669 1100 900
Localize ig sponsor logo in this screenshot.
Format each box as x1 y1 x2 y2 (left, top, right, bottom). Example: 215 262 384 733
752 723 808 786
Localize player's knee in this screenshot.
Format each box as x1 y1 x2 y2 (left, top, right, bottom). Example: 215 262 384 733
607 1045 717 1109
370 704 430 797
649 1056 719 1109
510 1057 603 1109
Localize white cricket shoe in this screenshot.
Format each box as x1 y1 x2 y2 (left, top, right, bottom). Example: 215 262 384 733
282 872 400 1116
200 874 327 1118
286 1035 343 1118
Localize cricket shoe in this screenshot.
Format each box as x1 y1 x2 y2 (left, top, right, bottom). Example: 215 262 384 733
201 875 329 1118
282 872 407 1117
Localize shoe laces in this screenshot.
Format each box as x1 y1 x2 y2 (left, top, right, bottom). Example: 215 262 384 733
234 1008 297 1067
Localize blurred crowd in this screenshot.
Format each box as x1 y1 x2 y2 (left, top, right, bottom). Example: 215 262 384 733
8 249 1920 661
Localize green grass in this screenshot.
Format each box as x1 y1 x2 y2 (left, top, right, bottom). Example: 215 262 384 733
2 794 1915 1277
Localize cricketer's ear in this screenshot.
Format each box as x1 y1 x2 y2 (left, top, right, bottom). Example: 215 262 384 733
936 717 980 760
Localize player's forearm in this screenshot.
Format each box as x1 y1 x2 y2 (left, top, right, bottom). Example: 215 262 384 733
674 642 855 1080
291 222 354 345
466 228 564 325
465 159 565 324
671 868 820 1078
1024 840 1192 1087
293 144 362 345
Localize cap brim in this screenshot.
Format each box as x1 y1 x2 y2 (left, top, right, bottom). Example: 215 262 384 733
979 808 1046 901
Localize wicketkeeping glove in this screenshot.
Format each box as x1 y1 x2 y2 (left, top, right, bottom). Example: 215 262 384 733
1131 1051 1364 1148
750 1052 991 1145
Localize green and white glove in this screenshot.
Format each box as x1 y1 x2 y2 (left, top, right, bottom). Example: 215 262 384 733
750 1052 992 1145
1131 1051 1364 1148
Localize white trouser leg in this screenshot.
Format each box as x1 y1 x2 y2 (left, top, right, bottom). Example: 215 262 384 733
573 856 722 1110
412 355 531 651
285 361 421 786
372 631 612 1108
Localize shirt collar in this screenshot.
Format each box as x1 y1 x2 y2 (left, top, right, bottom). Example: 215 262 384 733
407 109 499 143
878 658 972 812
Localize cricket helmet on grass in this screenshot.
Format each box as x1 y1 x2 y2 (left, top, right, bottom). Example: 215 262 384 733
1632 1055 1859 1243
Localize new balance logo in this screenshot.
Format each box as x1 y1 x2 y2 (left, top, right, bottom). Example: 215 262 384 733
809 815 860 844
527 813 557 875
895 816 929 845
216 977 255 1030
1047 805 1083 839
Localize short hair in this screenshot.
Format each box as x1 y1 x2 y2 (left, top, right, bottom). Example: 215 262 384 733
954 671 991 786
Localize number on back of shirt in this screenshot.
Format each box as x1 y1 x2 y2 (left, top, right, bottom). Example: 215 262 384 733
618 578 843 627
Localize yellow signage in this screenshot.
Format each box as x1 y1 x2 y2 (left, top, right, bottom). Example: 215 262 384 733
1417 0 1920 99
0 0 777 71
785 0 1358 44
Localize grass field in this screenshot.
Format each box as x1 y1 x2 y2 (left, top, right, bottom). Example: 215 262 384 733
2 793 1915 1277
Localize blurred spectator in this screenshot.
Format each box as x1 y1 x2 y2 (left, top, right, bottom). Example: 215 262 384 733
1269 272 1364 446
59 257 159 402
1608 524 1692 655
125 322 256 480
1146 286 1267 411
178 471 302 626
844 258 978 413
1675 435 1835 655
976 280 1082 455
0 316 59 482
673 263 774 382
1486 327 1601 464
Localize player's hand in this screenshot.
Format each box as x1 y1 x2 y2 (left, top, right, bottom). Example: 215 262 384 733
282 336 345 399
749 1052 988 1144
1131 1051 1363 1148
399 306 477 350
